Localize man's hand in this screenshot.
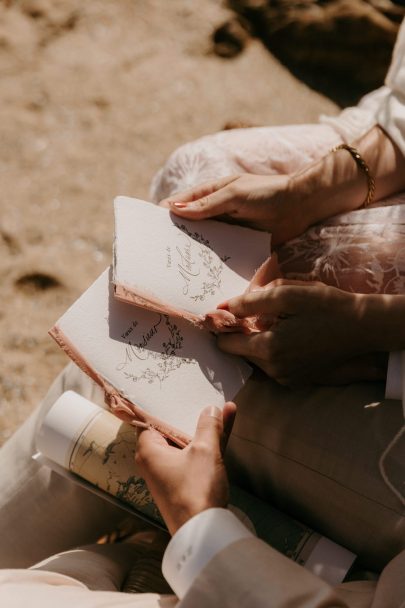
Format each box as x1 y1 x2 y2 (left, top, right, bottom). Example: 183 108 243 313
160 173 306 246
135 403 237 535
217 280 387 386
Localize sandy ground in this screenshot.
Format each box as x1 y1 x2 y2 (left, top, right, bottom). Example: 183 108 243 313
0 0 338 445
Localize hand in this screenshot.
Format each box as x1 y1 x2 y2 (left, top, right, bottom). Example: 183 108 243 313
160 174 308 246
135 403 237 535
216 280 387 386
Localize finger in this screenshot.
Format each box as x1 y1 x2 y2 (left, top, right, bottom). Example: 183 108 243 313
169 188 235 221
246 355 290 385
221 401 237 454
168 180 241 220
191 405 223 451
268 278 324 288
255 312 278 330
160 175 239 208
217 331 272 360
218 287 295 318
136 428 170 466
248 253 281 292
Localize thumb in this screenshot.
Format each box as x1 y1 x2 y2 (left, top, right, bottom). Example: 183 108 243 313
248 252 281 292
136 427 170 466
192 405 223 451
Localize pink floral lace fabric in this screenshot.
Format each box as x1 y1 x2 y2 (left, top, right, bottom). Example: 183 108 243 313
151 119 405 296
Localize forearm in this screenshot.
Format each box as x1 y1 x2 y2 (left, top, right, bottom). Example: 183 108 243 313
289 125 405 229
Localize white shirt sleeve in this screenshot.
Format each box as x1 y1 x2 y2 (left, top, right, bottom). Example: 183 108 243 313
162 508 253 600
377 19 405 156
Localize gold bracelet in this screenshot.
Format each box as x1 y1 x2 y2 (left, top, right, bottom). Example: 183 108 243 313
331 143 375 208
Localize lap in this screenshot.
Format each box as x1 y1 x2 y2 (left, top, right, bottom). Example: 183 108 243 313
0 364 130 568
228 371 405 571
2 361 402 573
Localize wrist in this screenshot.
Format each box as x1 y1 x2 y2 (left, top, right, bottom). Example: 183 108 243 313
162 508 253 599
289 150 366 229
165 494 229 535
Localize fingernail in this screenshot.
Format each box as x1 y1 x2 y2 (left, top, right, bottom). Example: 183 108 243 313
173 202 187 208
203 405 222 419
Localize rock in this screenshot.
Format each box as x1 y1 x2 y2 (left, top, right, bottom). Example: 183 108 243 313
19 0 79 29
228 0 405 103
213 16 252 58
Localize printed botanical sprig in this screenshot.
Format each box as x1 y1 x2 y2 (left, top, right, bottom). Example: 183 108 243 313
174 222 231 301
122 316 194 386
190 249 223 302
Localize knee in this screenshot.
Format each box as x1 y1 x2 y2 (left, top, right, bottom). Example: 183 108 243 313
150 133 234 202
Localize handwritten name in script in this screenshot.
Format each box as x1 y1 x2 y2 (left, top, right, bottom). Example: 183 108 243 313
176 234 200 295
116 315 163 370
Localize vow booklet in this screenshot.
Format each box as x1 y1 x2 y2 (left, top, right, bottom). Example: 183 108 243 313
50 197 270 445
50 269 250 446
113 196 271 329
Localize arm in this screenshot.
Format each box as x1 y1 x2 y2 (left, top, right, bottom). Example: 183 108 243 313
289 125 405 229
179 536 347 608
162 125 405 247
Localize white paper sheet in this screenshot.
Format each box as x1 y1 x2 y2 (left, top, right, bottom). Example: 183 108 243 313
113 196 271 316
52 269 251 438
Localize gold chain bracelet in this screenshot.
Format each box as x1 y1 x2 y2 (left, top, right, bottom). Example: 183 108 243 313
331 144 375 208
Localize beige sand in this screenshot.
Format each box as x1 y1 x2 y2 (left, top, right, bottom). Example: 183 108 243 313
0 0 338 445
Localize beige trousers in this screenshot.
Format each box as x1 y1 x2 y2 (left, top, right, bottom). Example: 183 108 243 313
0 364 403 576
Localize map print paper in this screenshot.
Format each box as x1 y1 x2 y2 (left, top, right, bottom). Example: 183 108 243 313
69 408 162 522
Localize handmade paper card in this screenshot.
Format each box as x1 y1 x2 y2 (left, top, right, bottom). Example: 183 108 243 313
50 268 251 445
113 196 271 324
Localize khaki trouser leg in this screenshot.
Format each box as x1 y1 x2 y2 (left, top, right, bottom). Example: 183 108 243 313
228 371 405 571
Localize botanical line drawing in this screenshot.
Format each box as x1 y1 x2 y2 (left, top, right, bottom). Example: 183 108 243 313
122 315 194 386
174 222 231 301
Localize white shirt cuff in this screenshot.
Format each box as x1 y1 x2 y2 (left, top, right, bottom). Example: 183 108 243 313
162 508 253 599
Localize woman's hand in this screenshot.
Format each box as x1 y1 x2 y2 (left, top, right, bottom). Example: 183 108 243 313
217 280 388 386
162 127 405 247
135 403 236 535
160 173 307 246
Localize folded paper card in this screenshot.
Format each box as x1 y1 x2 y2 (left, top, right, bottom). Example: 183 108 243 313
50 269 251 446
113 197 271 329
